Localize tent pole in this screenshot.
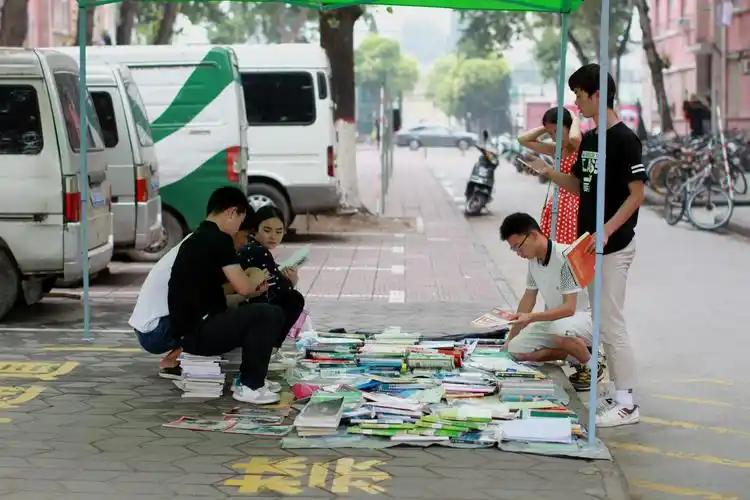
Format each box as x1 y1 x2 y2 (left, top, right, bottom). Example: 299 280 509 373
79 2 92 342
549 12 569 241
587 0 611 446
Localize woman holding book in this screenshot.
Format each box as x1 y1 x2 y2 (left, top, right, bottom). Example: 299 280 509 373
518 107 581 244
237 206 305 353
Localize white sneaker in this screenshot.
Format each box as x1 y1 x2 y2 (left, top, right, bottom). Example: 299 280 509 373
232 384 280 405
596 402 640 428
264 379 282 393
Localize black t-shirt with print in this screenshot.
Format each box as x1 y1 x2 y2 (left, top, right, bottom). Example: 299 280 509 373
237 238 293 302
572 122 647 254
168 221 239 339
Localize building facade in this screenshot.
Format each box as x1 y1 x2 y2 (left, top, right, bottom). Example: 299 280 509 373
26 0 117 47
643 0 750 133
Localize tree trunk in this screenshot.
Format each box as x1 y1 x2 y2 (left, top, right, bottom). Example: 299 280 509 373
0 0 29 46
320 6 364 210
153 3 180 45
117 0 136 45
568 30 590 66
635 0 674 132
615 5 634 97
75 5 96 45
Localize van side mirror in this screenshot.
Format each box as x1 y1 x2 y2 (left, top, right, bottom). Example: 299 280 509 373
393 109 402 132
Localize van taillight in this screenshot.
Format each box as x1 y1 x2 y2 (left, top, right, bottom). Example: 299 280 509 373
327 146 335 177
64 192 81 223
226 146 240 183
136 177 148 202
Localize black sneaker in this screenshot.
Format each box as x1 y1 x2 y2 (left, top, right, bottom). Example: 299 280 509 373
569 357 606 392
159 365 182 380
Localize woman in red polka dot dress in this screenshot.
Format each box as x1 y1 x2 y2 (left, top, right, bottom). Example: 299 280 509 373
518 107 582 244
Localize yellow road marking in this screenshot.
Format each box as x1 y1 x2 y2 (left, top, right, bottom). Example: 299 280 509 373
631 479 738 500
41 346 140 353
0 361 78 381
0 417 12 423
0 385 45 409
641 416 750 439
609 441 750 469
652 394 733 407
674 378 734 386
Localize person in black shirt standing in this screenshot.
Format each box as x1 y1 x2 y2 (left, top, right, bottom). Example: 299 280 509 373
530 64 646 428
168 187 285 405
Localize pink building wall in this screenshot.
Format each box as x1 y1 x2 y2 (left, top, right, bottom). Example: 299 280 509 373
644 0 750 133
25 0 117 48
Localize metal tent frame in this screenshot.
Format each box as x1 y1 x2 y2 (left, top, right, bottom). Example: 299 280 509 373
75 0 614 446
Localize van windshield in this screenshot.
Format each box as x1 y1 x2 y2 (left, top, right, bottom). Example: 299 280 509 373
242 72 315 126
123 78 154 147
55 72 105 152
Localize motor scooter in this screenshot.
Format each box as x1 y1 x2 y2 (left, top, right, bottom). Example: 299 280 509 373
464 142 500 216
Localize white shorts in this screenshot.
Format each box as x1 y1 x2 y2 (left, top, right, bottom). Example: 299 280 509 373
507 312 592 355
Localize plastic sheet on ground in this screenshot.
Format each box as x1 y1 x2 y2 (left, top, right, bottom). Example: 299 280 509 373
497 437 612 460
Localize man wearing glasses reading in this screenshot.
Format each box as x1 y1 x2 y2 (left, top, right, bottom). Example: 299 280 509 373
499 212 592 365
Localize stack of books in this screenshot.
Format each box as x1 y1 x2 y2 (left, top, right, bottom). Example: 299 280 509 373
439 373 497 399
293 393 345 437
499 379 556 401
174 354 226 399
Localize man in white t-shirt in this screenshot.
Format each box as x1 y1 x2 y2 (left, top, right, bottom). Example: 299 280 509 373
499 212 592 364
128 235 190 379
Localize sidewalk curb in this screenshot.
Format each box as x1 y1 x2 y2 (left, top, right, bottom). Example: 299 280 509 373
645 189 750 238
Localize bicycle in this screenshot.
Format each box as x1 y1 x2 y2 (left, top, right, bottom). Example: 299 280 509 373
664 159 734 231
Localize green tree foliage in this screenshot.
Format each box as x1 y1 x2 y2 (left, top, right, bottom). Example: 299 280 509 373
427 55 512 134
355 34 419 95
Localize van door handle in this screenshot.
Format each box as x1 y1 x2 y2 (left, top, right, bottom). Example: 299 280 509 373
189 129 211 135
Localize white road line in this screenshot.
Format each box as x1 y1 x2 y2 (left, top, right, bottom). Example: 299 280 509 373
391 246 404 254
390 265 405 275
416 216 425 234
320 266 402 273
388 290 406 303
394 233 405 239
306 294 389 300
0 327 133 334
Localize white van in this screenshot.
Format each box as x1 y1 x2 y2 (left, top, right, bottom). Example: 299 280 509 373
57 45 248 259
229 44 340 224
0 49 113 319
85 64 163 253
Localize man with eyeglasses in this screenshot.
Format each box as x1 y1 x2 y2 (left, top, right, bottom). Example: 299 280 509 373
499 212 592 365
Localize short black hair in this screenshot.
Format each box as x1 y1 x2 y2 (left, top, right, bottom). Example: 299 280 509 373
542 107 573 129
206 186 250 216
500 212 541 241
250 205 286 233
238 205 257 232
568 64 616 109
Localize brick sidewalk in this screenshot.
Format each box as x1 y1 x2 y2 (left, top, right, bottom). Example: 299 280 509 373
0 300 629 500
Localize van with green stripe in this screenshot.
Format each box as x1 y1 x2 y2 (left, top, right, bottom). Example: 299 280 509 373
61 46 248 259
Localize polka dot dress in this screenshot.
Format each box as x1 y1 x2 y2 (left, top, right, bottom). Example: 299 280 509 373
541 154 580 245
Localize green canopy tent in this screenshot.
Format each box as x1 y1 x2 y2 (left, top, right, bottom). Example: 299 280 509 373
75 0 614 446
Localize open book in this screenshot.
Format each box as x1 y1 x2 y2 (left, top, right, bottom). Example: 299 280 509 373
471 307 514 328
279 245 310 270
562 232 595 288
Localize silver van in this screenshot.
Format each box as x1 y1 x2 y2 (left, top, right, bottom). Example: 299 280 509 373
0 49 113 319
85 64 162 256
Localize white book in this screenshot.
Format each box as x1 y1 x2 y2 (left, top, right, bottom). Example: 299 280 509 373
501 418 572 444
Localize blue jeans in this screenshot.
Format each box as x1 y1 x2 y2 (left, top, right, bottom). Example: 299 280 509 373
136 316 180 355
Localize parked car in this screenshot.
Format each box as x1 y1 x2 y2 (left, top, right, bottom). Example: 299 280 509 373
0 48 113 319
57 45 248 260
229 44 340 226
396 125 477 151
83 63 163 256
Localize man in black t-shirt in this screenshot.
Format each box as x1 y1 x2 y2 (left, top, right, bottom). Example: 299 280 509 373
168 186 285 405
531 64 646 428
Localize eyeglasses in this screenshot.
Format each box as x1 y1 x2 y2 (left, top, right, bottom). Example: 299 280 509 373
510 234 530 253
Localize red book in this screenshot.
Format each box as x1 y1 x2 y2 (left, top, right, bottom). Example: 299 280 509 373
563 232 596 288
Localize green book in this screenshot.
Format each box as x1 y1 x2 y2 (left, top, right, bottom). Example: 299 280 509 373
279 245 309 270
422 415 487 430
348 426 405 437
359 423 416 430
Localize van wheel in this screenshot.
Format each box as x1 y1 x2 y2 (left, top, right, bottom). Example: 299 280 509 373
408 139 421 151
247 183 292 227
457 139 470 151
0 251 19 320
126 210 185 262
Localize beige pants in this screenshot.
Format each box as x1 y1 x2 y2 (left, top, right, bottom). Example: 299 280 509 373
588 239 637 390
507 312 593 355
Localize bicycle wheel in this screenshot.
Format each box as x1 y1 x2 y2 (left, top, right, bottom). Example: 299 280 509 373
687 185 734 230
648 157 676 195
732 167 748 195
664 189 685 226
